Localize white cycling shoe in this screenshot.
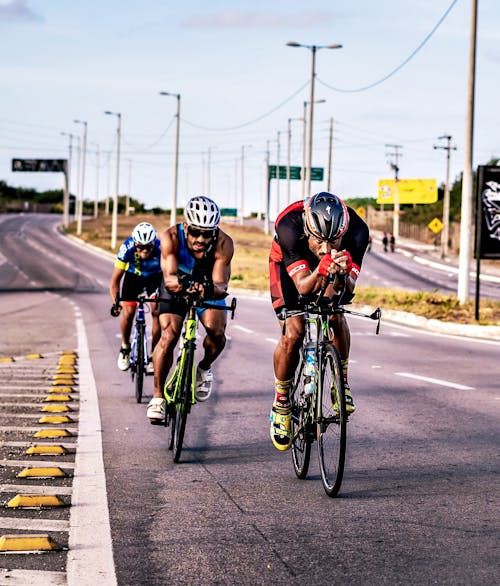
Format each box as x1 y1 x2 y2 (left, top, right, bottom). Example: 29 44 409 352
195 367 213 402
147 398 166 423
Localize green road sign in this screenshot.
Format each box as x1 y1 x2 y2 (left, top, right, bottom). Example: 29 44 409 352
269 165 301 180
269 165 324 181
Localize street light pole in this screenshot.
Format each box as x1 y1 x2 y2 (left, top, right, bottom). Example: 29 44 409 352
240 144 252 225
159 91 181 226
73 119 87 235
434 135 457 258
287 42 342 197
91 143 100 218
60 132 73 228
386 144 403 240
104 111 121 250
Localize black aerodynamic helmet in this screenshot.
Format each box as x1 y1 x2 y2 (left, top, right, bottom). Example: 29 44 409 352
303 192 349 241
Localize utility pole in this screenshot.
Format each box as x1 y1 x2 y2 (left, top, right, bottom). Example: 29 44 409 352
434 135 457 258
74 119 87 235
327 117 334 192
457 0 478 304
276 131 282 217
92 143 100 218
385 144 403 240
265 140 271 235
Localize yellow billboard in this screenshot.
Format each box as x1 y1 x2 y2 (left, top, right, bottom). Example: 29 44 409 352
377 178 438 204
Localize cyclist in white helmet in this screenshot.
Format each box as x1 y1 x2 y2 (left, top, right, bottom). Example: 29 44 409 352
109 222 162 371
146 196 234 423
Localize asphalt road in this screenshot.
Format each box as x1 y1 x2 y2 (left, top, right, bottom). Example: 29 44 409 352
0 214 499 586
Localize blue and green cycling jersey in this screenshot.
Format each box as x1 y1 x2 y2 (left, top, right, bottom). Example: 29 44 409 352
115 237 162 277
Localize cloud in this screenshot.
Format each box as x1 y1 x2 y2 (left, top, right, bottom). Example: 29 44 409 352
183 11 335 28
0 0 43 22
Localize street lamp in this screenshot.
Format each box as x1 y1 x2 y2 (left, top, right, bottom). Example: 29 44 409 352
287 41 342 196
301 99 325 197
60 132 73 228
73 119 87 235
159 91 181 226
287 117 303 205
240 144 252 225
104 110 121 250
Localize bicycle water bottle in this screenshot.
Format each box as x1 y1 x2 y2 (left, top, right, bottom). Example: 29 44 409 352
303 343 315 395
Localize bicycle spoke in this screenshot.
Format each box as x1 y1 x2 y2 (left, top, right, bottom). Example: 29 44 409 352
317 343 347 497
291 359 311 479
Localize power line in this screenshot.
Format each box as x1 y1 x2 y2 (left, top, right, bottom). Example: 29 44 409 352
317 0 459 93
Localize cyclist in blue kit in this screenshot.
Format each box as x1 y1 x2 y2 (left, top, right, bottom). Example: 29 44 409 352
109 222 162 371
147 196 234 423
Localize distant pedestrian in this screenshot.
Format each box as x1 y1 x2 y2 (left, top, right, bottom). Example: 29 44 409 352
382 232 388 252
390 234 395 253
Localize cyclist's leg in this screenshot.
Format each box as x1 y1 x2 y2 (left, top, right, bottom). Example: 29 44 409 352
148 290 185 421
117 273 139 370
329 312 355 413
194 304 227 401
147 273 163 352
269 260 304 450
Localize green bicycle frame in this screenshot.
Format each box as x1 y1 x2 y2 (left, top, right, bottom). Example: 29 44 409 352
163 308 198 405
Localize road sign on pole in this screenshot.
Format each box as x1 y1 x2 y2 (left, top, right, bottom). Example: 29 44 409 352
12 159 67 173
269 165 323 181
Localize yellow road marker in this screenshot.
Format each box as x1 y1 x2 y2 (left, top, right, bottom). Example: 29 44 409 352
7 495 65 508
39 415 73 424
26 445 67 455
60 350 77 355
44 394 72 402
41 405 71 413
18 467 67 478
26 353 43 359
49 386 74 393
34 429 72 438
0 534 62 551
57 366 77 374
52 378 76 385
0 357 15 363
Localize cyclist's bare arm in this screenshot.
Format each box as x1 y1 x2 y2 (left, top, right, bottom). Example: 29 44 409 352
160 227 184 294
109 266 125 304
211 230 234 299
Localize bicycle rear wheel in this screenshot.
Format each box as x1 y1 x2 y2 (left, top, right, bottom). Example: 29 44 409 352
291 358 312 479
317 342 347 497
172 346 194 463
135 323 145 403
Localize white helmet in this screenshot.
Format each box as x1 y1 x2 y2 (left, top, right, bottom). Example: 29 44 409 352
184 196 220 229
132 222 156 245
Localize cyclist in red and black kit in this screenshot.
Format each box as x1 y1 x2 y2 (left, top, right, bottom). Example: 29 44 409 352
269 192 369 451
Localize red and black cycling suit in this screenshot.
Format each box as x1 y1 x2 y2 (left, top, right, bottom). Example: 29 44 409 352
269 200 369 313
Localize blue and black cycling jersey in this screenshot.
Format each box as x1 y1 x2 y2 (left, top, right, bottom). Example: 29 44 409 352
115 237 162 278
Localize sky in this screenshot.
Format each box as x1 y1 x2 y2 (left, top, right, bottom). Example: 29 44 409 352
1 0 499 219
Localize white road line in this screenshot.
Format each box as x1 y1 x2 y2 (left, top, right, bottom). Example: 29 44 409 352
1 484 73 496
66 312 117 585
265 337 279 344
233 325 253 334
0 517 69 531
395 372 475 390
0 458 75 469
0 569 67 585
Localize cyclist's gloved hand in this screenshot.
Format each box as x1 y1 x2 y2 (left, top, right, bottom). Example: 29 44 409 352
202 281 215 300
342 250 353 274
317 253 333 276
178 274 193 292
110 305 121 317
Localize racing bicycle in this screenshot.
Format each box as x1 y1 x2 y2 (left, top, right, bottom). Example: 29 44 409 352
285 288 381 497
163 288 237 463
112 290 153 403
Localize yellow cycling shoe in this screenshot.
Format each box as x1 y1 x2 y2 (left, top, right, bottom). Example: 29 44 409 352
270 405 292 451
332 383 356 415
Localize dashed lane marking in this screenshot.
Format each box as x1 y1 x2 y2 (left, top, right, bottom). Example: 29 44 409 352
233 325 253 334
395 372 475 390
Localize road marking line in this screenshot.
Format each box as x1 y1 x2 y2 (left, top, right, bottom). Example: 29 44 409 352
265 337 279 344
233 325 253 334
66 312 117 585
395 372 475 390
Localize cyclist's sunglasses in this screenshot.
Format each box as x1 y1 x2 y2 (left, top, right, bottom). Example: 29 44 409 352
187 227 216 239
135 243 153 251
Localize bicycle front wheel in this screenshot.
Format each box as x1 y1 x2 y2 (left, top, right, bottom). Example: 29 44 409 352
172 346 194 463
317 342 347 497
135 323 145 403
291 358 312 479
